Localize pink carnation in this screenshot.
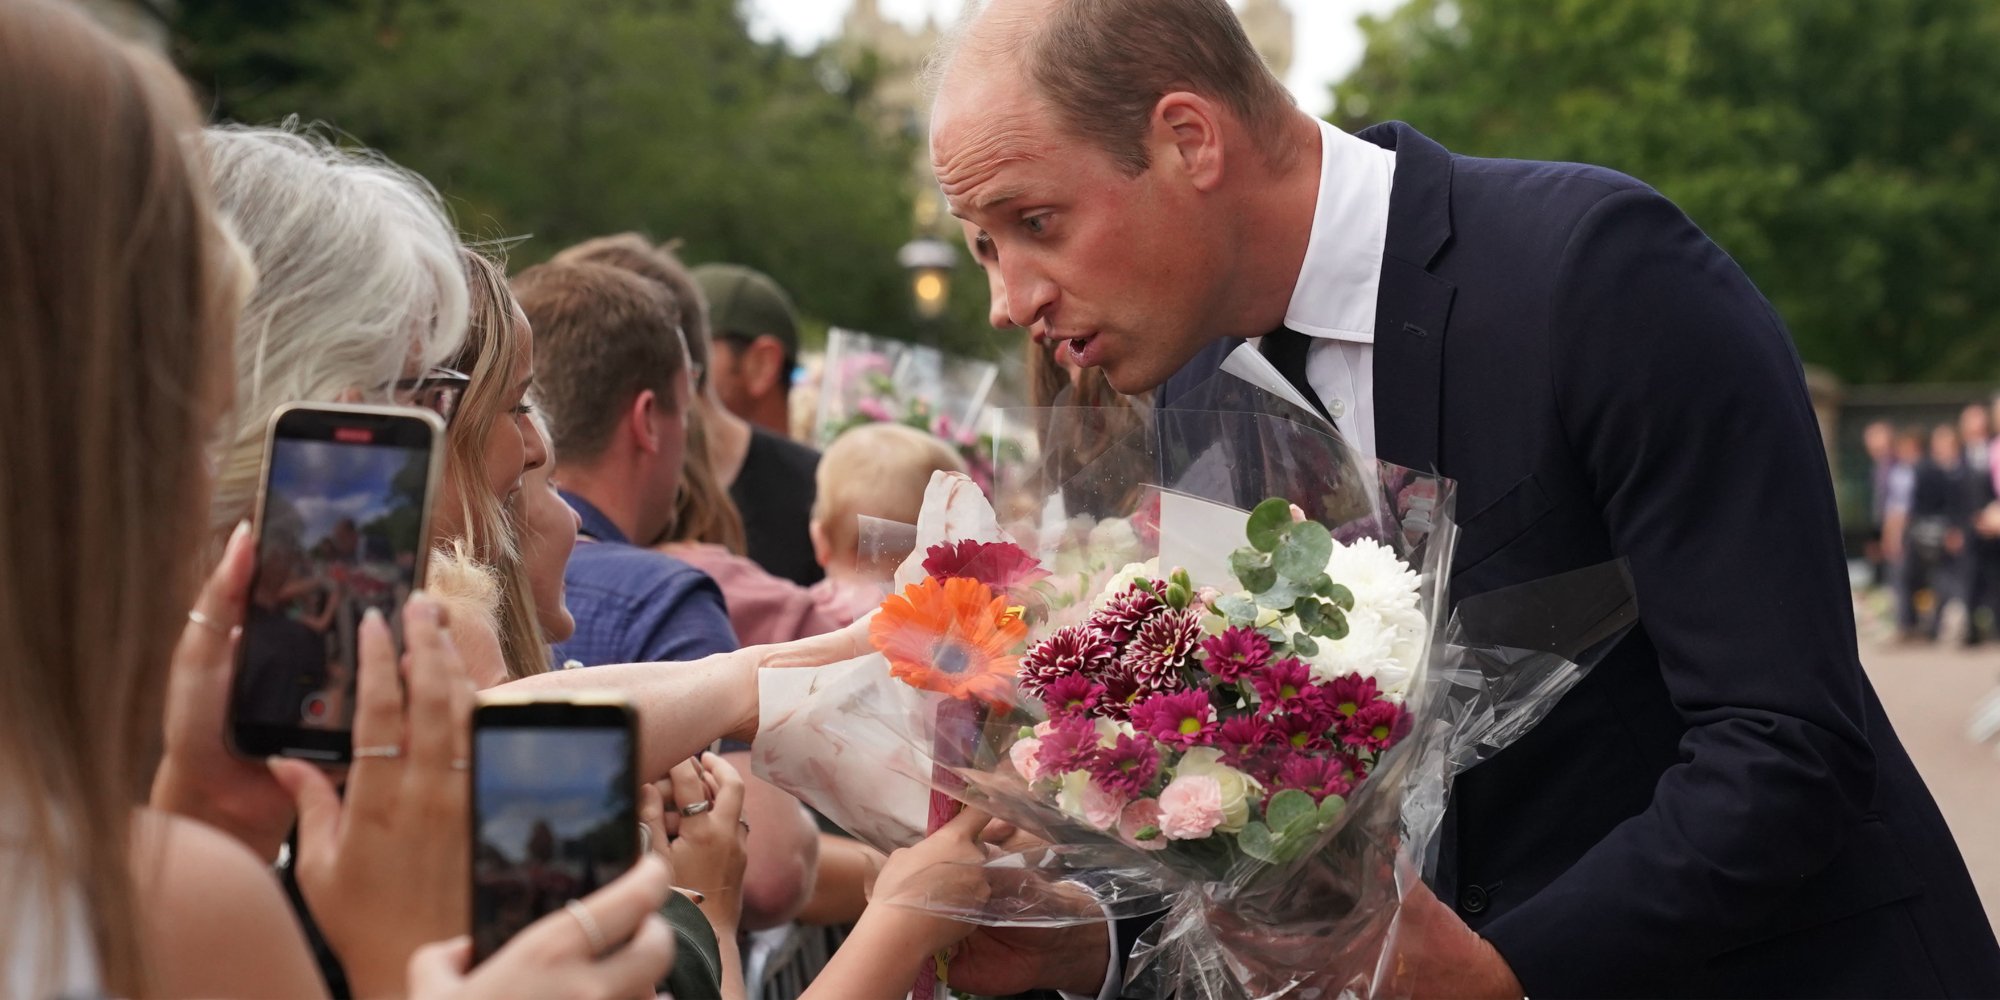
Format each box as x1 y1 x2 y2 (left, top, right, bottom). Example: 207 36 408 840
1080 779 1127 831
1009 737 1048 783
1117 798 1167 851
1156 774 1226 840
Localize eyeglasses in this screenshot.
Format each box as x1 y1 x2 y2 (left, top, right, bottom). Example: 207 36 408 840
391 366 471 426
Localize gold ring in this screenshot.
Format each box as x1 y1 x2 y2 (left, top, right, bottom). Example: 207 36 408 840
565 898 608 954
352 745 403 760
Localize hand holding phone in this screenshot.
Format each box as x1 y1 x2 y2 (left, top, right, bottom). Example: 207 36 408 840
231 403 446 763
269 592 475 999
471 697 641 965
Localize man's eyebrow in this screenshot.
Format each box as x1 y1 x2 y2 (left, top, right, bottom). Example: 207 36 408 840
972 187 1026 210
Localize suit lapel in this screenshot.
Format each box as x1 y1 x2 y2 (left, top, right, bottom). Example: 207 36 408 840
1359 122 1458 476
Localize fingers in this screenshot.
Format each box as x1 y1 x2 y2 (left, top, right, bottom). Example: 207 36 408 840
351 607 406 766
406 936 471 996
270 757 342 879
175 520 254 672
402 594 462 769
638 784 672 859
701 751 745 826
665 758 707 822
940 806 991 842
562 855 672 955
587 913 674 998
758 614 875 670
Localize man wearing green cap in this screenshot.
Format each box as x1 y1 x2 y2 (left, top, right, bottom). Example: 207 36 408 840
694 262 826 587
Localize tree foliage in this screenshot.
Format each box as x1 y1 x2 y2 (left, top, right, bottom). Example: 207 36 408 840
1332 0 2000 384
172 0 999 352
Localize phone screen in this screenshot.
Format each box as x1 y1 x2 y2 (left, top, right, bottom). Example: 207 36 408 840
231 405 440 761
472 704 639 964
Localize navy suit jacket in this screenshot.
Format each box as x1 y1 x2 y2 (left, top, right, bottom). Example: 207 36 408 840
1151 123 2000 997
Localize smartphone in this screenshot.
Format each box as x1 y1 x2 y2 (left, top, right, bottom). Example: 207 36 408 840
470 696 640 966
228 402 446 762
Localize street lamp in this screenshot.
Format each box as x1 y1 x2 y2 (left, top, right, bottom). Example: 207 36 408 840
897 236 957 324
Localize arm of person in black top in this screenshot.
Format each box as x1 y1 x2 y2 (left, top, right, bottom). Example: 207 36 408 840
1477 186 1879 994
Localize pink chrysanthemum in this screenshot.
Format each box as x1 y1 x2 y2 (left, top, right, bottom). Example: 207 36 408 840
1250 657 1315 714
1019 624 1117 698
1130 690 1219 750
1087 582 1166 644
1323 675 1381 721
1035 715 1099 774
1120 608 1203 695
1345 700 1408 752
1040 674 1107 719
1272 755 1355 805
1087 733 1163 797
1268 711 1334 752
1198 627 1272 682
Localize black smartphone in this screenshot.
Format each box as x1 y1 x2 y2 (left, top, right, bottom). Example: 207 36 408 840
470 696 640 966
228 402 445 762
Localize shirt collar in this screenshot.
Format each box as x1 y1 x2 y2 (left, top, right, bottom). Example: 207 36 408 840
560 490 628 545
1283 118 1398 344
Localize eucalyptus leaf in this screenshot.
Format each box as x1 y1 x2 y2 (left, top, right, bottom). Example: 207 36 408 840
1216 594 1258 625
1310 573 1335 596
1253 578 1304 608
1295 600 1324 629
1293 632 1319 657
1238 821 1280 863
1317 794 1348 826
1230 547 1268 582
1241 566 1278 595
1256 626 1288 644
1246 498 1292 553
1324 583 1355 612
1318 606 1349 641
1264 789 1316 831
1273 531 1331 580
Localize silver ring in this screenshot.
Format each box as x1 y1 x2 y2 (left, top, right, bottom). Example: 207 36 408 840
678 800 713 818
352 745 403 759
565 898 608 954
187 609 236 638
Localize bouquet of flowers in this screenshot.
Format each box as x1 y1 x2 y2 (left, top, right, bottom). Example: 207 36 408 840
755 355 1636 998
814 327 1011 492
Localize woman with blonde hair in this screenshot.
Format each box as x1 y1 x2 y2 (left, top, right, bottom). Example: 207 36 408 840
0 3 673 997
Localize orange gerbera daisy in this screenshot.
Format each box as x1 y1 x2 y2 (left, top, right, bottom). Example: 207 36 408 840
871 576 1028 708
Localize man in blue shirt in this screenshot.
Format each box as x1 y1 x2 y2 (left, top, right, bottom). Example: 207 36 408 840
513 259 820 931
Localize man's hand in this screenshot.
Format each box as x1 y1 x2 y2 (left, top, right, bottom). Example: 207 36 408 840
1382 879 1524 1000
942 878 1110 997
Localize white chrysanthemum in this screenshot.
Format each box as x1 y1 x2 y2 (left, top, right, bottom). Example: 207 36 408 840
1088 518 1142 562
1322 536 1422 613
1093 558 1162 610
1302 604 1427 694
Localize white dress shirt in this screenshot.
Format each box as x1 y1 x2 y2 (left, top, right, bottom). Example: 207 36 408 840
1070 122 1399 1000
1269 117 1397 459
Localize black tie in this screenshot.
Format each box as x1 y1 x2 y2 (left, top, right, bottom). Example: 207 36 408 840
1259 325 1334 425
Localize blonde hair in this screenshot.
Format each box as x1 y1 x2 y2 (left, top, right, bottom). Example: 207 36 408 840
445 251 549 679
813 424 968 563
203 122 470 537
0 1 248 993
667 404 749 553
427 541 503 641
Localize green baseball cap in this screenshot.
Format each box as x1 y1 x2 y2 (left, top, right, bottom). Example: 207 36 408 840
693 263 800 355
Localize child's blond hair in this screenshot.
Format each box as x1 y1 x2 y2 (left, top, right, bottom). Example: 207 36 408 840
812 423 968 568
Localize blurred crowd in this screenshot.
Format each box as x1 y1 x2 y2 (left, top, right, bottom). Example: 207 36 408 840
1862 401 2000 646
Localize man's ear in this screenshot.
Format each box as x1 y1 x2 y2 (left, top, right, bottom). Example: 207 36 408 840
745 335 789 396
627 389 661 455
1152 91 1226 192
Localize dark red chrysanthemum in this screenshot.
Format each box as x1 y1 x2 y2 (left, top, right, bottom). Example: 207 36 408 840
1268 711 1334 753
1035 714 1099 774
1129 689 1219 750
1323 675 1381 721
1087 733 1162 797
1199 627 1273 683
1120 608 1202 698
922 539 1052 593
1086 581 1166 644
1344 700 1408 752
1249 657 1315 715
1040 674 1108 719
1271 755 1355 805
1019 624 1118 698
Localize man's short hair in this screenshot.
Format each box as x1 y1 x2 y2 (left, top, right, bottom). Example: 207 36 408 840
553 233 711 385
512 259 688 464
811 423 967 562
951 0 1297 176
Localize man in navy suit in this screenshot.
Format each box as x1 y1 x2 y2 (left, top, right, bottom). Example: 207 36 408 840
926 0 2000 995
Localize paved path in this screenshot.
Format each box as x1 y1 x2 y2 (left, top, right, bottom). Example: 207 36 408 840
1859 634 2000 931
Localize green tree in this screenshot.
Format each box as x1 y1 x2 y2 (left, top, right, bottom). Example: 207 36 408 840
1333 0 2000 384
174 0 964 349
